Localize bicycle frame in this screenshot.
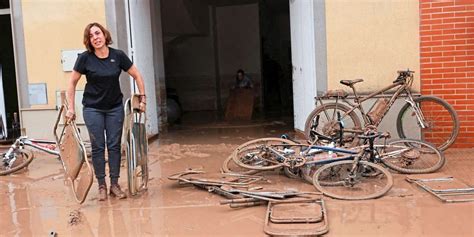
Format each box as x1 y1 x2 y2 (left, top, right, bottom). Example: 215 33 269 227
302 145 359 166
263 143 360 168
269 134 413 168
301 142 416 167
317 72 427 134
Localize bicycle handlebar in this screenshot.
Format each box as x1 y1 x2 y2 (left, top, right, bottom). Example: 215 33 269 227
397 69 415 74
394 69 415 83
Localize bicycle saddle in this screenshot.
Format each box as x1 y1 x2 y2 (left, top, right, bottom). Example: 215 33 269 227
340 79 364 87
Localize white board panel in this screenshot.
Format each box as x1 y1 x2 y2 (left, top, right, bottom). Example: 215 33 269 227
61 49 84 72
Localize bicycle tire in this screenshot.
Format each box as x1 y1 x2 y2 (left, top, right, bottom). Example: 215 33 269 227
0 149 34 176
304 103 362 147
380 139 446 174
312 160 393 200
396 96 459 151
232 138 298 171
222 154 260 175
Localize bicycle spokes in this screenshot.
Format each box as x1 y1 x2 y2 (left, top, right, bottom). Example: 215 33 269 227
380 139 445 174
313 161 393 200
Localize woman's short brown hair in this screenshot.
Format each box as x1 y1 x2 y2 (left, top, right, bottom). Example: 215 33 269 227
83 22 113 52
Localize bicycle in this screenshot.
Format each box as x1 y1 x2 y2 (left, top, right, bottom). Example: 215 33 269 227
230 132 396 200
304 69 459 150
229 131 445 200
0 124 92 176
229 131 445 174
312 132 395 200
0 136 60 175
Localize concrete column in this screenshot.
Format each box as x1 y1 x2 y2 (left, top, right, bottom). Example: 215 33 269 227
10 0 30 109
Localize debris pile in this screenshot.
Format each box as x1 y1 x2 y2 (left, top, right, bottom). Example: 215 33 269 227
168 169 329 236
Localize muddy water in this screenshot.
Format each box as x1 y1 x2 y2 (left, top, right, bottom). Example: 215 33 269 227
1 121 473 236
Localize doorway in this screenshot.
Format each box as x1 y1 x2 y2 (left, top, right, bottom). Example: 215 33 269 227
159 0 293 125
260 0 293 117
0 1 20 139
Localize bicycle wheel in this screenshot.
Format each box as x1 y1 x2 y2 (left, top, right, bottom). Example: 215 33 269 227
397 96 459 151
0 149 34 176
312 160 393 200
222 154 260 175
304 103 362 147
379 139 445 174
232 138 298 171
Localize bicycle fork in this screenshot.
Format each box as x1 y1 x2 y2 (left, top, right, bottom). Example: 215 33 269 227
343 152 364 187
405 97 429 129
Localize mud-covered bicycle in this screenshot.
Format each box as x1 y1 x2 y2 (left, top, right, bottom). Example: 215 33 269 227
304 69 459 150
227 130 445 200
0 134 92 176
0 106 91 177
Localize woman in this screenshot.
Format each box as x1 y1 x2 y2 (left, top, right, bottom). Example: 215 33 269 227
66 22 146 201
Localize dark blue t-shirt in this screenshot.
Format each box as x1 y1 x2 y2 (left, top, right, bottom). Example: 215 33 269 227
73 47 133 110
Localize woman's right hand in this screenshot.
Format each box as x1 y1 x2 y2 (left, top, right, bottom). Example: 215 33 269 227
65 109 76 122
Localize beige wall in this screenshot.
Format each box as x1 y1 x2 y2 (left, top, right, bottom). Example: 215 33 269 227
21 0 106 108
325 0 420 93
19 0 105 139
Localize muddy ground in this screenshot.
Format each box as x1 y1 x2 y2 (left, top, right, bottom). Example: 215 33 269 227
1 119 473 236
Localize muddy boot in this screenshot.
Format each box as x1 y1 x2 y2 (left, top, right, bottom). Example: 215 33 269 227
98 185 107 201
110 184 127 199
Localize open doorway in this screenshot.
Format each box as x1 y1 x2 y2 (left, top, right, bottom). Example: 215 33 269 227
0 1 20 139
159 0 293 126
259 0 292 118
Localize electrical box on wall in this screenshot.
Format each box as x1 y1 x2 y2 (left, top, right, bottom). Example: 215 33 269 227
61 49 85 72
28 83 48 105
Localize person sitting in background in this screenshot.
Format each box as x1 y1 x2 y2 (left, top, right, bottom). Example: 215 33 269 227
234 69 253 89
226 69 255 120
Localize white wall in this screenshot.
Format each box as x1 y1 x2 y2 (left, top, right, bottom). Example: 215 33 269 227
290 0 318 132
0 65 6 138
126 0 159 135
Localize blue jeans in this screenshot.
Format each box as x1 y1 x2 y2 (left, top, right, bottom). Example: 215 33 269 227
83 104 124 185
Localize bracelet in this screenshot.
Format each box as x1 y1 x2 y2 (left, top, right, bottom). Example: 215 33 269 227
139 94 146 103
